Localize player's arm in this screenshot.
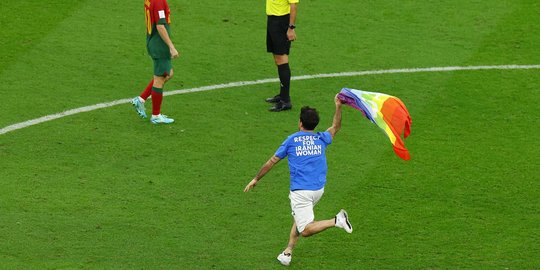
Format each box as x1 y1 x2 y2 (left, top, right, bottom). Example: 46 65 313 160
287 3 298 41
243 155 282 192
156 24 179 59
327 94 343 139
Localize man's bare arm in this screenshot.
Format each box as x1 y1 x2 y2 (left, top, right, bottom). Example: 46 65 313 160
327 94 343 139
244 156 282 192
156 24 179 58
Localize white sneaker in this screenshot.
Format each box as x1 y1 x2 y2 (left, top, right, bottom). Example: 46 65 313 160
277 252 292 266
335 209 353 233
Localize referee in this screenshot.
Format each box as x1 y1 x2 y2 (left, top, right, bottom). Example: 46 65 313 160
265 0 299 112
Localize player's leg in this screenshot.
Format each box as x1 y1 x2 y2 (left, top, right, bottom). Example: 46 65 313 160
151 74 165 114
131 78 154 118
132 59 174 121
150 59 174 124
164 68 174 83
152 74 165 109
152 68 173 115
140 79 154 101
150 75 172 124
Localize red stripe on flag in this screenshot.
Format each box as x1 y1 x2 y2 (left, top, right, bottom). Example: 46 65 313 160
381 97 412 160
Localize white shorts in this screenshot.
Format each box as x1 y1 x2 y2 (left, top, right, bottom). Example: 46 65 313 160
289 188 324 233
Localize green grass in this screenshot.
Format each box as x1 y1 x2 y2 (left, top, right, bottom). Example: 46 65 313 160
1 0 539 269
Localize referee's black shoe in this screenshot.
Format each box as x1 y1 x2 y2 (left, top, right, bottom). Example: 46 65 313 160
265 94 281 103
269 101 292 112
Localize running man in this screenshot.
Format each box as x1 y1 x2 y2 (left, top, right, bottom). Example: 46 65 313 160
131 0 179 124
244 95 353 266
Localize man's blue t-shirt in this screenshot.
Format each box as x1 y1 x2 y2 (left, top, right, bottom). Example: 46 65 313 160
275 131 332 191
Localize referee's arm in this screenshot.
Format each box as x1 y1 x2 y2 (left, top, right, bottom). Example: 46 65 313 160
287 3 298 41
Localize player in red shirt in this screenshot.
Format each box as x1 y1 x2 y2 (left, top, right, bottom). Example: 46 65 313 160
131 0 179 124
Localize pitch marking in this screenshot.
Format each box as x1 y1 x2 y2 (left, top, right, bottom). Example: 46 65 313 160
1 64 539 136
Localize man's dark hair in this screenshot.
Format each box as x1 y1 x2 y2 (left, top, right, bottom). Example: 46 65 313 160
300 106 320 130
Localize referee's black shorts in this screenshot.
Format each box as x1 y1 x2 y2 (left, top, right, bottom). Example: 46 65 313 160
266 14 291 55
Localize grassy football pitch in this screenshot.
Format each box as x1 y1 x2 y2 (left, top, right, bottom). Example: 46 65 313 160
1 0 539 269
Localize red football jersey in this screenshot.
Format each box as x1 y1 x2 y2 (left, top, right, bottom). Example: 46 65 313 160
144 0 171 35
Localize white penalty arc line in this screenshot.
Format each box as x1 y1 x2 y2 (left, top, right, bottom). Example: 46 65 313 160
1 64 539 136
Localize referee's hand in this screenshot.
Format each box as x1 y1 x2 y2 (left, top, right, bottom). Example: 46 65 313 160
287 29 296 41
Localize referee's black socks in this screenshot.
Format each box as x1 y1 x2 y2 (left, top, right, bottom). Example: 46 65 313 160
277 63 291 103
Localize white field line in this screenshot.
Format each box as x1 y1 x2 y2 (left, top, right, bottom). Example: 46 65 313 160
1 64 539 136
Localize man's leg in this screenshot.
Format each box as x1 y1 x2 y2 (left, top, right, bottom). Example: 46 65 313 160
131 78 154 118
164 68 174 83
140 79 154 101
300 218 335 237
284 222 300 254
151 75 165 117
277 221 299 266
149 72 174 124
302 209 353 236
274 54 291 103
150 68 174 116
152 68 174 115
269 54 292 112
279 212 352 264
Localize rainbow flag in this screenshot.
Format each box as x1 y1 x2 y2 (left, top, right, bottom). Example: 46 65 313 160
338 88 412 160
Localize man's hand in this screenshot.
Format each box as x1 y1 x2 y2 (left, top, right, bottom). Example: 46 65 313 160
287 28 296 41
244 156 280 193
334 94 343 107
243 178 258 192
170 47 179 59
327 94 343 138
